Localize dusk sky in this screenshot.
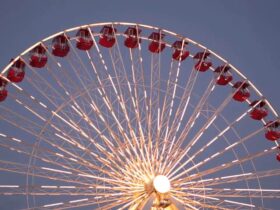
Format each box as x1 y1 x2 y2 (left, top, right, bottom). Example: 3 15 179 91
0 0 279 209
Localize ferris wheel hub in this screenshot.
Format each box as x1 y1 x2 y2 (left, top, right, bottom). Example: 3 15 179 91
153 175 171 194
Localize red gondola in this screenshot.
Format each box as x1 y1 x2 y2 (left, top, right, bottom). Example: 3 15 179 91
193 51 212 72
7 59 25 83
29 45 48 68
99 26 116 48
232 81 250 102
214 65 233 85
193 52 211 60
52 35 70 57
265 121 280 141
172 41 189 61
76 28 93 51
276 153 280 162
124 27 141 49
249 100 268 120
0 78 8 102
148 32 166 53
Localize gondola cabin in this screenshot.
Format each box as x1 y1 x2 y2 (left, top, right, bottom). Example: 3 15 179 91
7 59 25 83
29 45 48 68
76 28 93 51
214 65 233 85
232 81 250 102
172 41 189 61
193 51 212 72
124 27 141 49
265 121 280 141
276 153 280 162
99 26 116 48
148 32 166 53
52 35 70 57
0 78 8 102
249 100 268 120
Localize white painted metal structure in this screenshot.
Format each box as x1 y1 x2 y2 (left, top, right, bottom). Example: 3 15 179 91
0 22 279 209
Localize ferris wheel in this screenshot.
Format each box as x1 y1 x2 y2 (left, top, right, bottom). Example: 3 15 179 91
0 22 279 210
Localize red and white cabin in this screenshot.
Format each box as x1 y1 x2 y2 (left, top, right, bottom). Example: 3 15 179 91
276 153 280 162
99 26 116 48
124 27 141 49
249 100 268 120
0 78 8 102
52 34 70 57
232 81 250 102
214 65 233 85
76 28 93 51
193 51 212 72
172 41 189 61
7 59 25 83
29 44 48 68
265 121 280 141
148 32 166 53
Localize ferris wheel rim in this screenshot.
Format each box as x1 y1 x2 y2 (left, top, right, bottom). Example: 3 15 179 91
1 22 279 121
0 21 278 118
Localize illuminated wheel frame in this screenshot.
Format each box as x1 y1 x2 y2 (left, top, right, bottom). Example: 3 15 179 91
0 22 279 209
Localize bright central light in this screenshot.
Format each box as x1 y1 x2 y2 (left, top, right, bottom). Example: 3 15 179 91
153 175 171 193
